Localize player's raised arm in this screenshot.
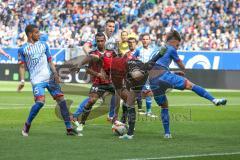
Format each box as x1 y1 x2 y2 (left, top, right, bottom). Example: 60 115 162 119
69 54 99 73
0 48 12 60
85 68 107 80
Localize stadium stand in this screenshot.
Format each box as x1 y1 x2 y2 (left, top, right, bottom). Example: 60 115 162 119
0 0 239 50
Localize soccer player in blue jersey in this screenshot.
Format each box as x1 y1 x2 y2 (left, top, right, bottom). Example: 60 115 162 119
149 30 227 139
133 33 159 117
18 24 79 136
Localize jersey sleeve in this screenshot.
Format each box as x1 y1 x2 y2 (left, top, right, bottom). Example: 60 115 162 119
44 43 52 62
18 47 25 64
170 47 181 63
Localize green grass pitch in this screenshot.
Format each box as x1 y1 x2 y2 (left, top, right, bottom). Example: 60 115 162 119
0 81 240 160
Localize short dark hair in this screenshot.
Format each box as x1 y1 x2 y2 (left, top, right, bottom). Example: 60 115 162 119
95 32 106 39
140 33 150 40
128 37 137 42
106 19 115 25
25 24 38 37
166 30 181 42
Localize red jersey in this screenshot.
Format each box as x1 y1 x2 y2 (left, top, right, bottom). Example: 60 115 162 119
111 50 136 76
89 49 116 85
110 50 136 89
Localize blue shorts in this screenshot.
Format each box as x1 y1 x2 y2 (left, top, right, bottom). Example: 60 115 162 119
158 71 186 90
32 81 64 101
149 71 186 105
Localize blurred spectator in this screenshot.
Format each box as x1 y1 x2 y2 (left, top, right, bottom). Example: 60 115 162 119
0 0 239 51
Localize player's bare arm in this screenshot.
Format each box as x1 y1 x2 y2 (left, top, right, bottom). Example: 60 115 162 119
175 60 186 76
85 68 107 80
70 55 100 73
17 63 25 92
49 61 61 83
0 48 12 59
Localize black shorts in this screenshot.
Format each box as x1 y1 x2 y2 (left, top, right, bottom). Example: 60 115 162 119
89 84 115 96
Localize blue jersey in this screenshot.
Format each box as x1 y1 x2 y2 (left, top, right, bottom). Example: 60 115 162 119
155 45 181 70
18 41 52 85
133 45 159 63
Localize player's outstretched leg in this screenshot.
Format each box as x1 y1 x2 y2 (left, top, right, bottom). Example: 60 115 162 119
73 97 89 120
190 84 227 106
80 95 98 126
22 101 44 136
71 97 89 132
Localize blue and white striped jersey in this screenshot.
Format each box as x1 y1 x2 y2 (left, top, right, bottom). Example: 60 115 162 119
133 45 159 63
18 41 52 85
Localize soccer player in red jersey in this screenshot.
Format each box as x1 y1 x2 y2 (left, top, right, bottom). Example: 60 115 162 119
71 32 117 132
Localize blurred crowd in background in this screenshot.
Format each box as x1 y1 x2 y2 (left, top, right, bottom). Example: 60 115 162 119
0 0 239 51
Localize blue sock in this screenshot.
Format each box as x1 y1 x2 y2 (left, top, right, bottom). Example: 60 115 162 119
58 100 71 129
108 95 115 118
161 108 170 134
73 98 89 119
192 85 214 102
146 96 152 113
27 102 44 124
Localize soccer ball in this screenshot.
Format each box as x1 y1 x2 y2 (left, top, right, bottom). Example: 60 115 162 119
112 124 128 136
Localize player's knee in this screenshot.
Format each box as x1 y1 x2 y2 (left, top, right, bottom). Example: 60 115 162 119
35 96 45 104
160 103 168 109
185 80 194 90
120 92 128 102
55 96 65 103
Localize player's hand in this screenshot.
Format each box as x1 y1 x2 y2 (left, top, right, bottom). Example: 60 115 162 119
17 80 25 92
6 54 12 60
53 73 61 83
173 70 185 76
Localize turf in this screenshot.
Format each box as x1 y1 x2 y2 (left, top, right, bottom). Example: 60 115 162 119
0 81 240 160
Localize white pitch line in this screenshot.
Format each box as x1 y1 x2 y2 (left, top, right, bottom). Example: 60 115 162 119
123 151 240 160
